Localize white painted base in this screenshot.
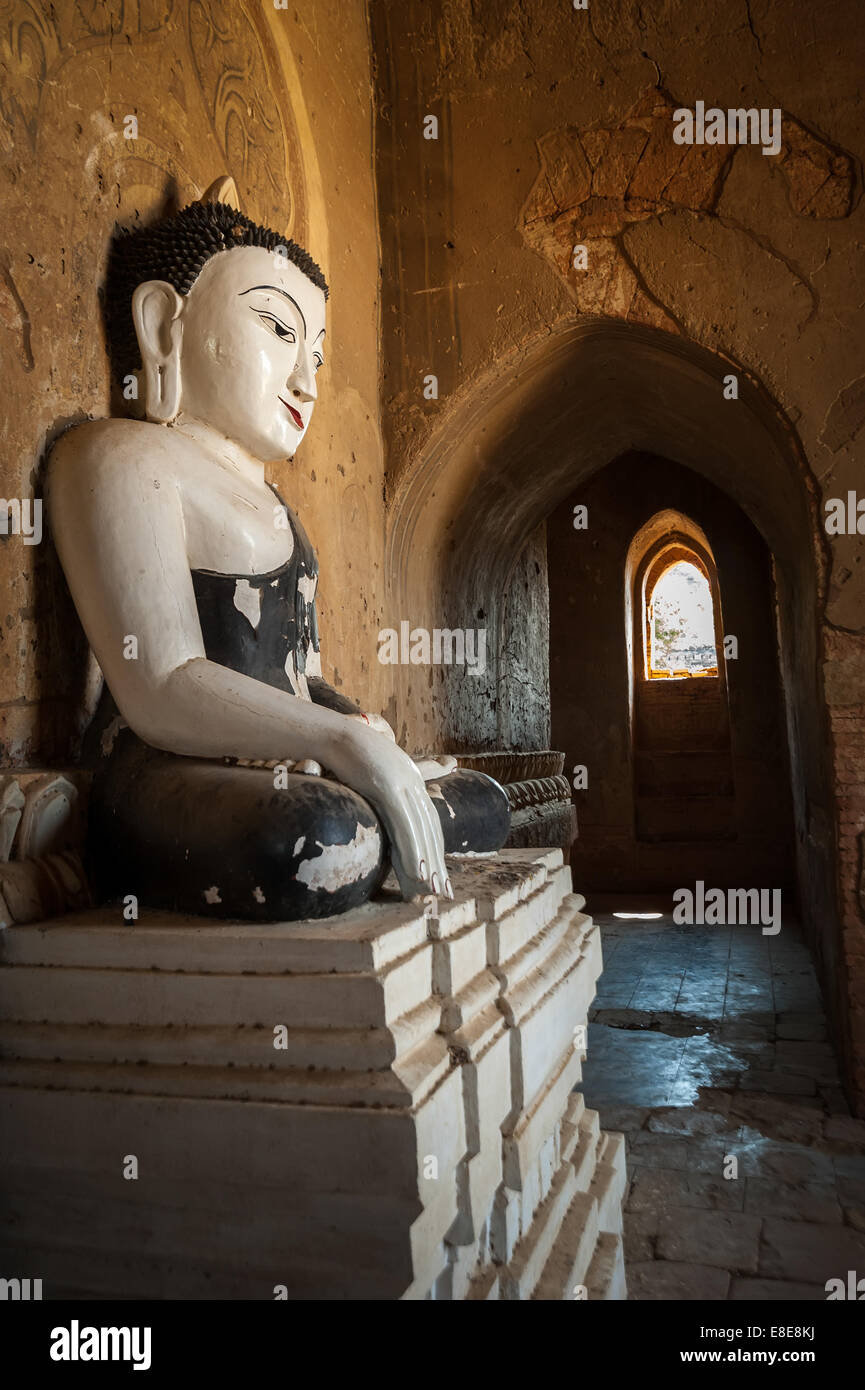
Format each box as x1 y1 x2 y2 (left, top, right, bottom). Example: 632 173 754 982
0 848 626 1299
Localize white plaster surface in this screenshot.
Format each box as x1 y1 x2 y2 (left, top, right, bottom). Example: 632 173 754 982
0 847 626 1299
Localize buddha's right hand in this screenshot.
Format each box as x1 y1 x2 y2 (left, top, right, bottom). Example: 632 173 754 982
327 724 452 903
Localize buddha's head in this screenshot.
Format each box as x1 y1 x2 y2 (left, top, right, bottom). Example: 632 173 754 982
104 196 328 462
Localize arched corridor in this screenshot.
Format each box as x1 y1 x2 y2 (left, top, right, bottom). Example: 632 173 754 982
548 454 796 892
389 319 844 1073
387 317 865 1295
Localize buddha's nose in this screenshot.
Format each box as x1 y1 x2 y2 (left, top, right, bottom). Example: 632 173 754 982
288 346 317 401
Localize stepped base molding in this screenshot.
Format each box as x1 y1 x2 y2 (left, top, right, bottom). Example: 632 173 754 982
0 848 625 1300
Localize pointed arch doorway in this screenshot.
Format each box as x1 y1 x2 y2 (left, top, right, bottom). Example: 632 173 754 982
549 455 796 893
629 510 734 851
389 318 851 1101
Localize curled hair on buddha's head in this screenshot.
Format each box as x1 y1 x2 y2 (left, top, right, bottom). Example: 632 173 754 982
103 198 329 384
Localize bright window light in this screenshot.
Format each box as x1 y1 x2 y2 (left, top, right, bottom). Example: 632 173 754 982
648 560 717 677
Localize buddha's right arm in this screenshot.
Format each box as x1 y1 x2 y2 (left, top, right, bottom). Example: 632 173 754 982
48 447 359 763
131 657 361 764
47 439 451 899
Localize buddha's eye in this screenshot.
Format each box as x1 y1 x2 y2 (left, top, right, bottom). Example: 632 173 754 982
254 311 296 344
313 355 324 373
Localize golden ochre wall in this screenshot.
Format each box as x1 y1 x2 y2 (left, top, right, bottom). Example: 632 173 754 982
0 0 387 764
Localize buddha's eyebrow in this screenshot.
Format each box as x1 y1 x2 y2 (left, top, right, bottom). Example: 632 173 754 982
239 285 307 337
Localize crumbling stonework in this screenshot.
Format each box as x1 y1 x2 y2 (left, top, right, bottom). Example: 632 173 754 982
520 89 855 330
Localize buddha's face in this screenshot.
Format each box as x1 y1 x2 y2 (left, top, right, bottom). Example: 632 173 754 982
177 245 327 462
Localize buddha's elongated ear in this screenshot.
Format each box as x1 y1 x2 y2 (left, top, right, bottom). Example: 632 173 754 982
131 280 184 424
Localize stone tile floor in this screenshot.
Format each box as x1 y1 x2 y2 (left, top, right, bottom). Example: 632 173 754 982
577 896 865 1300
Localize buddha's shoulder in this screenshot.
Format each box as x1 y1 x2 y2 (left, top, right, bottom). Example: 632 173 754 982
48 418 189 488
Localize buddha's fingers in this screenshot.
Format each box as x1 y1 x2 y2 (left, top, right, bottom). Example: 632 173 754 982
414 784 449 898
324 724 447 901
389 780 448 902
387 788 432 900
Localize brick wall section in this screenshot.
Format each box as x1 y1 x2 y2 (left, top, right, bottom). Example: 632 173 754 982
824 629 865 1114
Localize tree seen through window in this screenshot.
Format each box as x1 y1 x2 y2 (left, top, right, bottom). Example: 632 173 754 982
648 560 717 675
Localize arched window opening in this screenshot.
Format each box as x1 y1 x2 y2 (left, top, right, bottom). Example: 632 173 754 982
646 559 718 678
625 513 735 846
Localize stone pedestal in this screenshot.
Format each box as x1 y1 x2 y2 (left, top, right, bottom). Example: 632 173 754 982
456 752 577 852
0 848 625 1299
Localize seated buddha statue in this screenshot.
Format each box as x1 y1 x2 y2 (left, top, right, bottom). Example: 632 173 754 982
47 186 510 921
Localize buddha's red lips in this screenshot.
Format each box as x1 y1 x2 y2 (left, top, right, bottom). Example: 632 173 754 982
279 397 304 429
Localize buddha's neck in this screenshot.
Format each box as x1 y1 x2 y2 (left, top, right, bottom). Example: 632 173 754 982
169 414 267 487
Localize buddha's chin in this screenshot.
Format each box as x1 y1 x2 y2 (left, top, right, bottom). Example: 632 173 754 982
258 415 309 461
278 427 309 459
218 421 302 465
273 432 307 462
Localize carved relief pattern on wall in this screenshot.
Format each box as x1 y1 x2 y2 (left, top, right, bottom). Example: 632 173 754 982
187 0 305 235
